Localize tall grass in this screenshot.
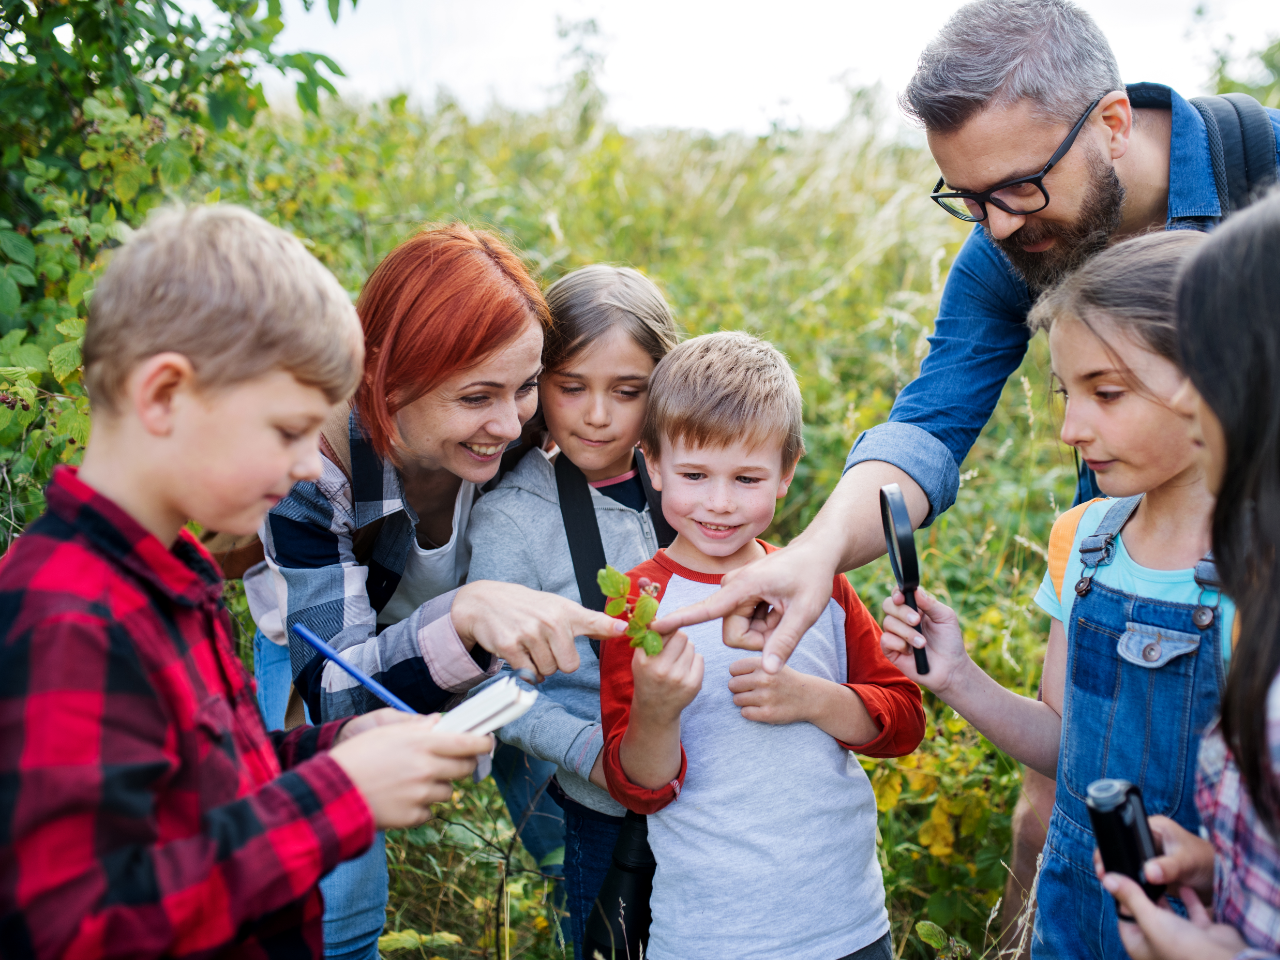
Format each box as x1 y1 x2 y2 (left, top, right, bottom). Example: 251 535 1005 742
212 77 1071 958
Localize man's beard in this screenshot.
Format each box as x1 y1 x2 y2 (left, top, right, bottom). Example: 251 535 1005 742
993 149 1125 293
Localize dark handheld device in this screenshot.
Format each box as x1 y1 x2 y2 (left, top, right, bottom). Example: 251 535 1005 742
1086 778 1165 916
582 811 656 960
880 483 929 675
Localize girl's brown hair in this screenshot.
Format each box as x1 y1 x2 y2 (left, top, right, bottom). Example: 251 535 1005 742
542 265 679 372
354 224 552 460
1028 230 1207 372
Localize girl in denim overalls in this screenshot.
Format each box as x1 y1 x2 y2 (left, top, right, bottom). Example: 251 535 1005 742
880 231 1235 960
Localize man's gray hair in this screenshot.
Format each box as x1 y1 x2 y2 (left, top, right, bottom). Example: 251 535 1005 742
902 0 1122 132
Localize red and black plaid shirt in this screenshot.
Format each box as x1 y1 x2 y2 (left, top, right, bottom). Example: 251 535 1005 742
0 467 374 959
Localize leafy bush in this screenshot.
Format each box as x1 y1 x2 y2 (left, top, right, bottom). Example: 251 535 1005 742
2 5 1140 958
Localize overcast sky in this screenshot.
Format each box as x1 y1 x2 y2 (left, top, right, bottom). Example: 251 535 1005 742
264 0 1280 134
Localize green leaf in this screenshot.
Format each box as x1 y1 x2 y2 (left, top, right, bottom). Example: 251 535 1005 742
633 593 659 627
328 0 341 22
915 921 948 949
156 141 193 189
604 596 626 617
113 162 149 204
10 344 48 373
7 265 35 287
205 187 221 204
55 405 90 445
56 318 86 339
0 231 35 268
0 276 19 316
640 630 660 655
596 565 630 599
624 618 645 639
67 272 93 308
48 341 82 382
80 150 101 170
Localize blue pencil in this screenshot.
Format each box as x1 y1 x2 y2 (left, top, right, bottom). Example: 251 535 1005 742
291 623 417 714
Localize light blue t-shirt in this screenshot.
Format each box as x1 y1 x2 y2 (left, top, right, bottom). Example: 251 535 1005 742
1034 499 1235 665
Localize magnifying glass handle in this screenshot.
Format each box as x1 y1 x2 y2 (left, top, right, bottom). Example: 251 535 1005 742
902 587 930 676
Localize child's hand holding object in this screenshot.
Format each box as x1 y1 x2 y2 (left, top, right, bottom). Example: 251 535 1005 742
880 586 970 693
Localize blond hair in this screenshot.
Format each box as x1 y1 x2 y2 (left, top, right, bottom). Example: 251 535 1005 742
84 204 363 412
543 265 679 370
642 331 805 468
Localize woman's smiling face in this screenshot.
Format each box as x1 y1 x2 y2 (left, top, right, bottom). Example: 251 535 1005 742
393 318 544 484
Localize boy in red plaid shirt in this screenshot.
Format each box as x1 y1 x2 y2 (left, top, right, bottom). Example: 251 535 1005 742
0 205 492 959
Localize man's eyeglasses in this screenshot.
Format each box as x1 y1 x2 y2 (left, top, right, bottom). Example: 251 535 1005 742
930 95 1106 223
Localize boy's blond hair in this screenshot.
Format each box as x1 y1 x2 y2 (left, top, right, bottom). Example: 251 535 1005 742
84 204 363 412
642 330 805 468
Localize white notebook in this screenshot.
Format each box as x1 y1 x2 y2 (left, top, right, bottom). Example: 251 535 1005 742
435 676 538 736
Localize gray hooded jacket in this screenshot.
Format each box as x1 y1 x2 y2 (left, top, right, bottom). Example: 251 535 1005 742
466 447 660 815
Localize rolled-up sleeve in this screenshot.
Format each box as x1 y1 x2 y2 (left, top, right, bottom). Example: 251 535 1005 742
846 226 1034 523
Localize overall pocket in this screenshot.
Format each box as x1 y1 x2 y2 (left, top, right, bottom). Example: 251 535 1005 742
1061 619 1199 815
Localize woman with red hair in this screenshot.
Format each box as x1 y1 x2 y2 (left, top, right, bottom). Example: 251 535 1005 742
243 224 624 959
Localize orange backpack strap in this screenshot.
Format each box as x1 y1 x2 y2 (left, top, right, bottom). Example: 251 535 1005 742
1047 498 1105 600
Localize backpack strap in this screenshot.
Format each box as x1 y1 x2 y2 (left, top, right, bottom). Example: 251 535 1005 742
554 453 610 657
1074 494 1144 598
1047 498 1102 600
1191 93 1279 215
634 448 677 549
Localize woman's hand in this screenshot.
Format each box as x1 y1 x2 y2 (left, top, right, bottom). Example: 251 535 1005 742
1092 816 1216 905
1103 872 1247 960
329 713 493 829
880 586 970 695
451 581 627 679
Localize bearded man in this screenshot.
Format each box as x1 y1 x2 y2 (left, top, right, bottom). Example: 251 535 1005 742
650 1 1280 954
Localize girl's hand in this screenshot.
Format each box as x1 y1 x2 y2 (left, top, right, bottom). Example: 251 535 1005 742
880 586 969 694
1092 816 1216 905
726 658 813 725
631 631 704 723
1103 872 1247 960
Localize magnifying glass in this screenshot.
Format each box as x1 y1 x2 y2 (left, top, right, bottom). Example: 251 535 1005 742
880 483 929 675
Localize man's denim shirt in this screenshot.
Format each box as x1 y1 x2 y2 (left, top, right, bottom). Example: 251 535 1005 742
845 83 1280 524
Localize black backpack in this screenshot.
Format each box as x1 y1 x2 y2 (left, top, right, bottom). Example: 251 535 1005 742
1190 92 1278 214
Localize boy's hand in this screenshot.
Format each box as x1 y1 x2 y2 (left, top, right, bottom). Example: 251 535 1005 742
631 630 704 722
880 586 969 694
727 658 814 725
330 714 493 829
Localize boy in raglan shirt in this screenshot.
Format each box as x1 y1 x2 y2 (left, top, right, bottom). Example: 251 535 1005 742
599 331 925 960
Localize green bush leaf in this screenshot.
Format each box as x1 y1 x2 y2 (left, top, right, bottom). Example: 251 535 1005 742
633 593 659 626
56 318 86 340
915 920 948 949
7 265 35 287
604 596 626 617
10 344 48 373
641 630 662 655
113 161 149 204
49 341 82 382
0 231 36 268
596 565 630 599
0 276 19 316
55 405 90 445
156 141 193 189
624 619 645 639
67 272 93 308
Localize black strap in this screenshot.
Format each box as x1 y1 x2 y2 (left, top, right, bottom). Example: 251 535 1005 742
554 453 610 620
1191 93 1278 215
634 448 677 548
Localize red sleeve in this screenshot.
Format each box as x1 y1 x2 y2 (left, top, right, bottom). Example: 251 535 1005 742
599 558 687 814
832 574 926 757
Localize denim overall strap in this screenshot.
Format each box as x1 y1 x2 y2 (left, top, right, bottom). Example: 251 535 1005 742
1073 495 1143 599
1030 500 1226 960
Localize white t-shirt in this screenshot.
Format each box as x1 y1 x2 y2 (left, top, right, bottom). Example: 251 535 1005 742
378 480 477 627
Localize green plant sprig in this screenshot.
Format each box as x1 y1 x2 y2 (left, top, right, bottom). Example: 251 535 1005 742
597 565 663 655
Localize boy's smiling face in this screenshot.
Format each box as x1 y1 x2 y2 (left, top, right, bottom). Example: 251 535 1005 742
644 434 795 574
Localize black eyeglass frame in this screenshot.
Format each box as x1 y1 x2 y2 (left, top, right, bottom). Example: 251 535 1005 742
930 95 1106 223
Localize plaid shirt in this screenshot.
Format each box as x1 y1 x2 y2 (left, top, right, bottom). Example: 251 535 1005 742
1197 676 1280 960
247 408 496 723
0 467 374 959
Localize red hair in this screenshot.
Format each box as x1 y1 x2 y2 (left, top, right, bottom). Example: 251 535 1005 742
354 223 552 460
